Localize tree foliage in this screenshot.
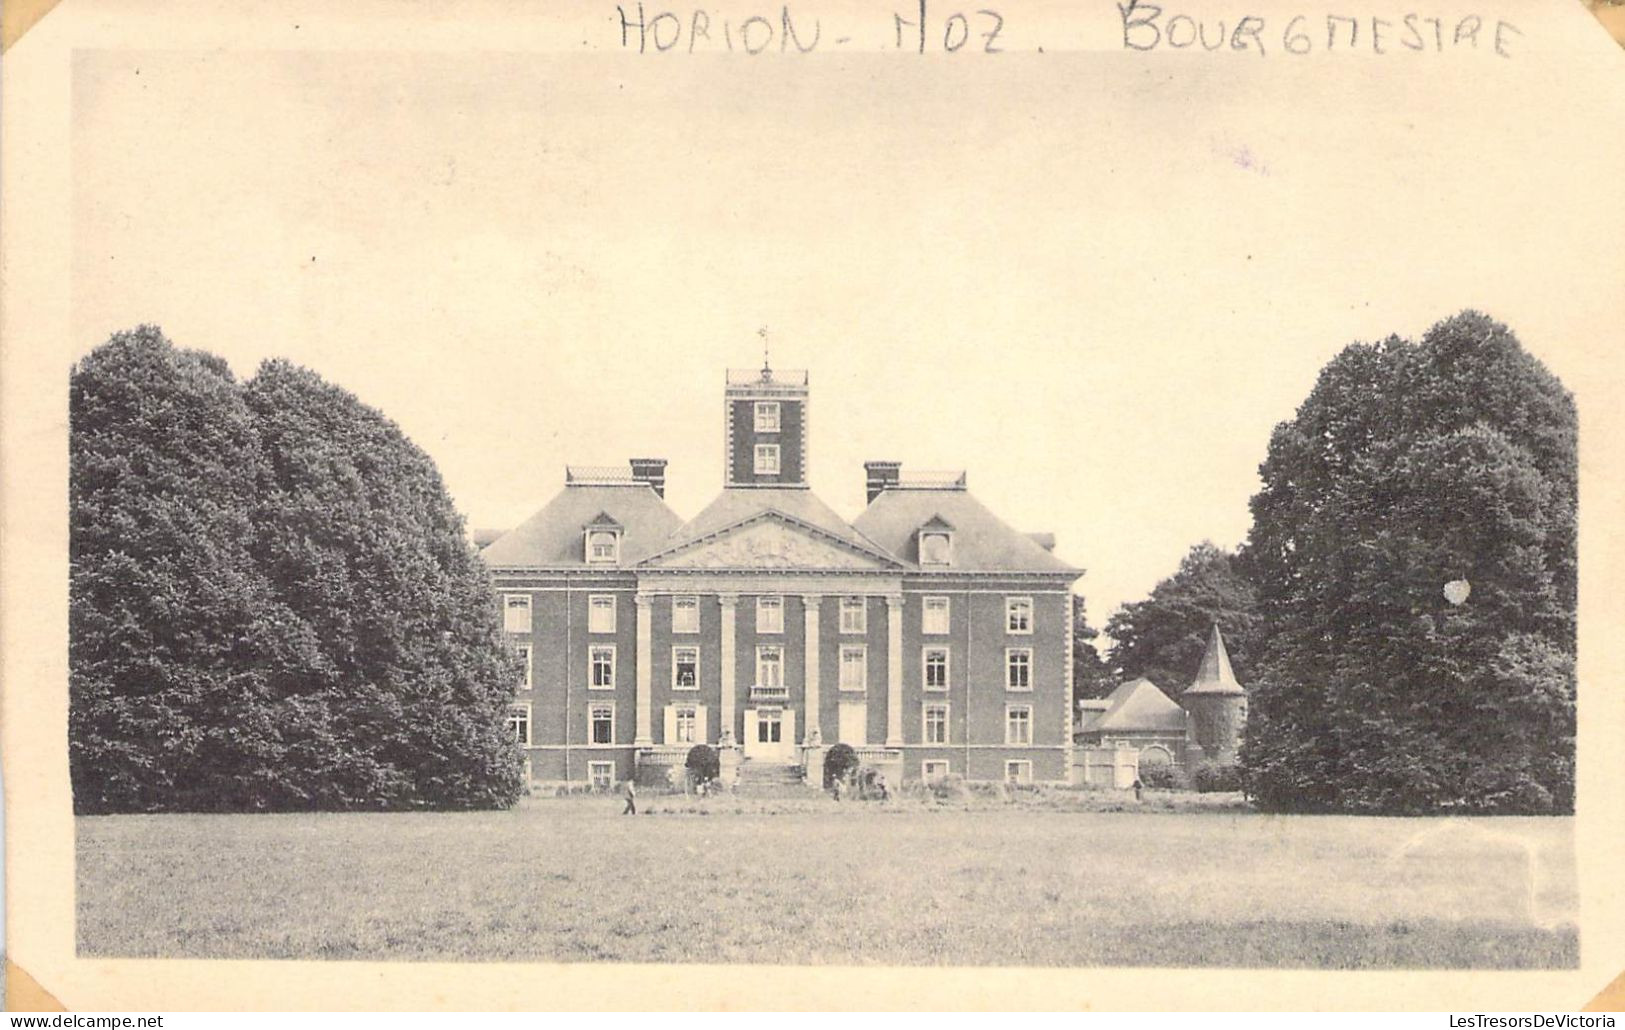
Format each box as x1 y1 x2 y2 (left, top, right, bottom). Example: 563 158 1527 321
69 327 522 813
1104 541 1259 699
1070 595 1117 702
1240 311 1576 814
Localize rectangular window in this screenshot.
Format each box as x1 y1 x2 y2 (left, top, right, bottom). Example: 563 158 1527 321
672 595 700 634
922 760 949 783
590 704 615 745
923 647 950 692
1006 648 1033 691
588 594 617 634
589 645 616 690
839 645 867 692
757 645 784 689
923 703 950 745
508 702 532 745
1005 760 1034 785
588 760 614 789
674 705 698 744
922 595 950 635
1006 597 1034 634
756 595 784 634
1006 705 1033 745
672 646 699 690
504 594 532 633
839 596 867 634
754 443 781 475
515 644 532 691
754 401 781 432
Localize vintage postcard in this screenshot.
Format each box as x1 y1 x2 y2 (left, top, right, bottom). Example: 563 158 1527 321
3 0 1624 1012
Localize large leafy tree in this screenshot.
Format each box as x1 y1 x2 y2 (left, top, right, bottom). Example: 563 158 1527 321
69 327 318 812
69 328 522 812
1241 311 1575 814
1104 541 1259 699
244 360 523 809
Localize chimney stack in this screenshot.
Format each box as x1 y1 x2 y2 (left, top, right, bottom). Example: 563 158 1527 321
629 458 668 498
864 460 901 504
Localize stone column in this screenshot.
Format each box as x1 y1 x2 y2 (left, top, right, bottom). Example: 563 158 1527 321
719 594 738 746
886 594 904 747
634 595 653 746
802 594 822 745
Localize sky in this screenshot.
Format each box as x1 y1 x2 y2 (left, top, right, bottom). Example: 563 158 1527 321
68 47 1622 625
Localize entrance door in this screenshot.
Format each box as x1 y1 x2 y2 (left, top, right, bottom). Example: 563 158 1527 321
744 707 796 761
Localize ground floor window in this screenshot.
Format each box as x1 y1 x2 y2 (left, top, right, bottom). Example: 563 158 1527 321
922 760 950 783
1005 760 1033 785
674 704 698 744
590 703 614 745
588 761 614 789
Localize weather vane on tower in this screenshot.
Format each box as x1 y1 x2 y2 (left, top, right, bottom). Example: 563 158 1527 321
758 325 771 379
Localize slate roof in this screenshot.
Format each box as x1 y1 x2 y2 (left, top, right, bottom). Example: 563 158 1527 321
479 484 683 568
853 488 1080 575
657 488 894 559
1081 678 1189 735
1186 624 1246 696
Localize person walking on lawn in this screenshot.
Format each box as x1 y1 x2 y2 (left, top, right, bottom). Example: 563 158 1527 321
622 779 637 815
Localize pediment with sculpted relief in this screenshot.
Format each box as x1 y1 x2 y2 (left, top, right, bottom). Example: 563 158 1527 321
646 515 894 570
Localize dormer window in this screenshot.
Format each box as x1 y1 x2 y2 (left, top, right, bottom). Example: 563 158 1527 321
582 512 624 564
755 401 781 432
754 443 781 475
587 530 620 563
917 515 955 568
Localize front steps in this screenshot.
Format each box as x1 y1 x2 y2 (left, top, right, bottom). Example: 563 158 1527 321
731 759 824 798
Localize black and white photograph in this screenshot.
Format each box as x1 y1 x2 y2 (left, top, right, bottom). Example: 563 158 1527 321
4 0 1625 1012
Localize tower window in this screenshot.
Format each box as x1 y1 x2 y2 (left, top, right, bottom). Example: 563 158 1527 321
754 443 781 475
755 401 781 432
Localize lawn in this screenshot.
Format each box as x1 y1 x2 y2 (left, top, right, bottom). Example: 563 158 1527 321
76 795 1578 968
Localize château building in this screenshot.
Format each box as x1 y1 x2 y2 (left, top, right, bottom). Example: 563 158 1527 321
478 364 1082 789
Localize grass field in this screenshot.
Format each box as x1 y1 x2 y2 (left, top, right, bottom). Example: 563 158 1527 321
76 796 1578 968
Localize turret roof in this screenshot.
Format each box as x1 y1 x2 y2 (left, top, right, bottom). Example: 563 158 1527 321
1185 624 1246 696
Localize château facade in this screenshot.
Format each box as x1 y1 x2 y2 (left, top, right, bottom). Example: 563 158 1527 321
478 366 1082 789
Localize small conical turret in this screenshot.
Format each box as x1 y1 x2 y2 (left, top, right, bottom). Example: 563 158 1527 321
1185 624 1246 696
1182 624 1247 764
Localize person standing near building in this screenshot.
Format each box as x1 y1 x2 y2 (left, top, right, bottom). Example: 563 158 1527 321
622 779 637 815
